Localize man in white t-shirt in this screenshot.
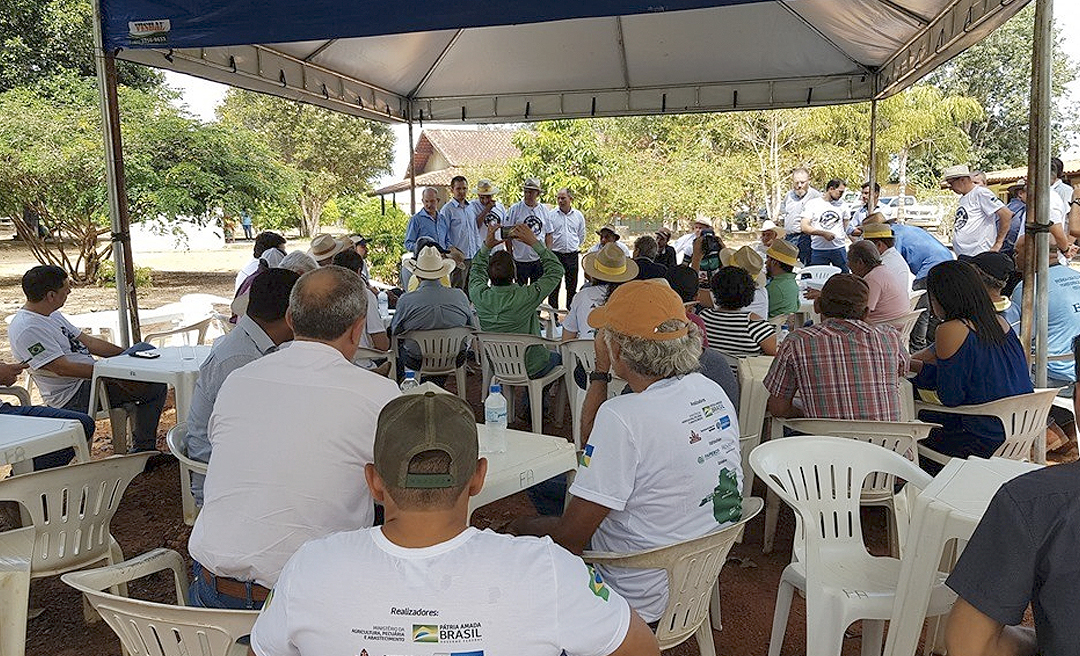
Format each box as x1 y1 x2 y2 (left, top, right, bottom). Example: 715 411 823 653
672 217 712 264
780 167 821 267
188 266 399 609
248 389 659 656
7 265 168 454
1014 173 1078 267
801 178 851 272
943 164 1013 256
1052 157 1073 208
507 280 743 622
505 177 553 285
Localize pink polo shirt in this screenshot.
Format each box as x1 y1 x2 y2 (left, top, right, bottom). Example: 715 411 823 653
864 265 909 323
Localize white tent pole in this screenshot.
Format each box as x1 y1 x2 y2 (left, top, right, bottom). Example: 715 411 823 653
92 0 140 345
868 98 878 202
1029 0 1052 399
407 104 416 216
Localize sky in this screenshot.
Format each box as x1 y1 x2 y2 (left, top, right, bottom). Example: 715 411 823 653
164 0 1080 188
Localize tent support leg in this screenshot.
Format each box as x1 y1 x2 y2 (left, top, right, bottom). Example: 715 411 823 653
408 105 416 216
868 98 878 200
1025 0 1052 389
93 0 140 345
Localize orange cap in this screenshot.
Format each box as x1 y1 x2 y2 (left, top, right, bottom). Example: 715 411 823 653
587 279 689 341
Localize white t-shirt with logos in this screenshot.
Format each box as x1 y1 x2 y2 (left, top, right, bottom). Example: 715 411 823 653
802 197 849 250
8 309 95 407
505 201 552 262
952 185 1006 256
1018 190 1070 265
250 527 631 656
569 373 743 622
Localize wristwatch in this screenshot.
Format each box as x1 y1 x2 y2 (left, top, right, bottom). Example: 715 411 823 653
589 371 612 383
1070 199 1080 208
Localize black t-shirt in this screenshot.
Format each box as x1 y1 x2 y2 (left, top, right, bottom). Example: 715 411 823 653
656 245 677 269
946 460 1080 655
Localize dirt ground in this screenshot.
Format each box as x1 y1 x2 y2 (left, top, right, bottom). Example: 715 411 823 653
0 236 1012 656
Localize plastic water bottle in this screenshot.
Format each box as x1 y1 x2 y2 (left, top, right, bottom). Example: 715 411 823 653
377 290 389 316
483 384 508 453
400 370 419 393
779 326 790 343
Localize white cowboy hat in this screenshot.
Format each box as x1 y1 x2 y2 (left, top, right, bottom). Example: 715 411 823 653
308 233 348 262
404 245 457 280
941 164 972 181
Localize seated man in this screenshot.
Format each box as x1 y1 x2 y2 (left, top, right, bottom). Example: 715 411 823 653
632 235 668 280
8 265 167 454
506 280 743 624
848 240 909 323
470 223 564 378
188 267 400 609
235 231 286 292
0 361 95 470
1010 243 1080 391
391 245 475 375
249 389 658 656
185 268 299 506
764 273 908 421
331 249 390 353
944 460 1080 656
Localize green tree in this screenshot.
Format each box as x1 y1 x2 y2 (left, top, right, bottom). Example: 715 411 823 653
0 74 283 282
217 90 395 237
339 195 409 284
926 4 1079 169
504 120 608 216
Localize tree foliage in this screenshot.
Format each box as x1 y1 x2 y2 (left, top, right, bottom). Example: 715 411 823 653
927 4 1079 169
503 120 608 216
217 90 395 237
339 195 409 284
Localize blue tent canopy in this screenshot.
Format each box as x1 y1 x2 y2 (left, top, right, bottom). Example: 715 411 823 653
98 0 1031 124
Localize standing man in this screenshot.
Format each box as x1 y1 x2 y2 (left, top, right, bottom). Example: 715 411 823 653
239 209 253 240
672 217 712 265
801 178 851 272
849 181 886 238
779 167 821 267
505 178 553 285
546 187 586 308
442 175 478 290
8 265 168 456
943 164 1012 256
403 187 450 253
654 227 677 269
1052 157 1073 207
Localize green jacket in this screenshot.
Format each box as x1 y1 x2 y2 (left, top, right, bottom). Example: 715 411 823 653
767 272 800 317
470 243 564 376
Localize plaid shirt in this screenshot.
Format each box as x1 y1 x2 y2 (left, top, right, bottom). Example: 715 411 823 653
763 318 909 421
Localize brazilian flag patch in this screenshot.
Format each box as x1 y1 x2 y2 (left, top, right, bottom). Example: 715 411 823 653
28 343 44 357
587 565 610 601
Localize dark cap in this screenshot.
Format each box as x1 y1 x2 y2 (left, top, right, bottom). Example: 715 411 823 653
666 265 700 303
374 390 478 489
818 273 869 319
968 251 1015 283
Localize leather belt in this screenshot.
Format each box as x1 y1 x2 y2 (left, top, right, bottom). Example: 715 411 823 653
201 568 271 602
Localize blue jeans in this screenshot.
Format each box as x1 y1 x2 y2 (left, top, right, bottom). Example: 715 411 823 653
0 402 95 470
786 232 812 268
810 247 849 273
527 473 569 516
189 562 266 610
63 378 167 452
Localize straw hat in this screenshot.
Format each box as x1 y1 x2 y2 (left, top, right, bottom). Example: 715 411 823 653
474 179 500 196
720 246 765 286
308 234 348 262
860 223 894 240
404 245 457 280
941 164 972 181
522 177 542 192
693 216 714 229
596 224 621 240
760 219 786 239
765 239 800 267
582 242 639 283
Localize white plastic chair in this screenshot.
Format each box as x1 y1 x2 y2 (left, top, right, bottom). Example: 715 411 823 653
734 357 771 499
916 388 1059 466
0 453 151 656
0 385 32 406
477 332 566 435
763 419 938 557
353 346 397 380
145 315 215 347
560 339 627 449
796 265 841 291
62 547 258 656
908 289 927 311
391 327 473 400
875 309 924 347
750 436 953 656
583 497 763 656
166 423 206 526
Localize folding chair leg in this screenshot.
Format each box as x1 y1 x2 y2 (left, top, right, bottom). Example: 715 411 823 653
767 579 795 656
529 382 543 435
694 617 717 656
709 580 723 630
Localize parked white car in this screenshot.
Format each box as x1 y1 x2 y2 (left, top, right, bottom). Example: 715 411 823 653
880 195 943 228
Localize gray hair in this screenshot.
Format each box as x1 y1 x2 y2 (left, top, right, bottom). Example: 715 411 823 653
557 187 574 198
633 235 658 260
848 240 882 269
288 266 368 340
277 250 319 275
602 320 702 379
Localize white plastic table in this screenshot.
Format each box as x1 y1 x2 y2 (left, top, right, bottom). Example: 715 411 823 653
87 346 211 431
469 425 577 516
883 456 1041 656
0 414 90 476
65 304 190 342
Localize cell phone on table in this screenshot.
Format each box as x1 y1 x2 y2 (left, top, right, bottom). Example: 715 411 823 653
130 350 160 359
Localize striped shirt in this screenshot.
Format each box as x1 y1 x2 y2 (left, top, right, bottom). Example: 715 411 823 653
763 318 909 421
698 309 774 358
